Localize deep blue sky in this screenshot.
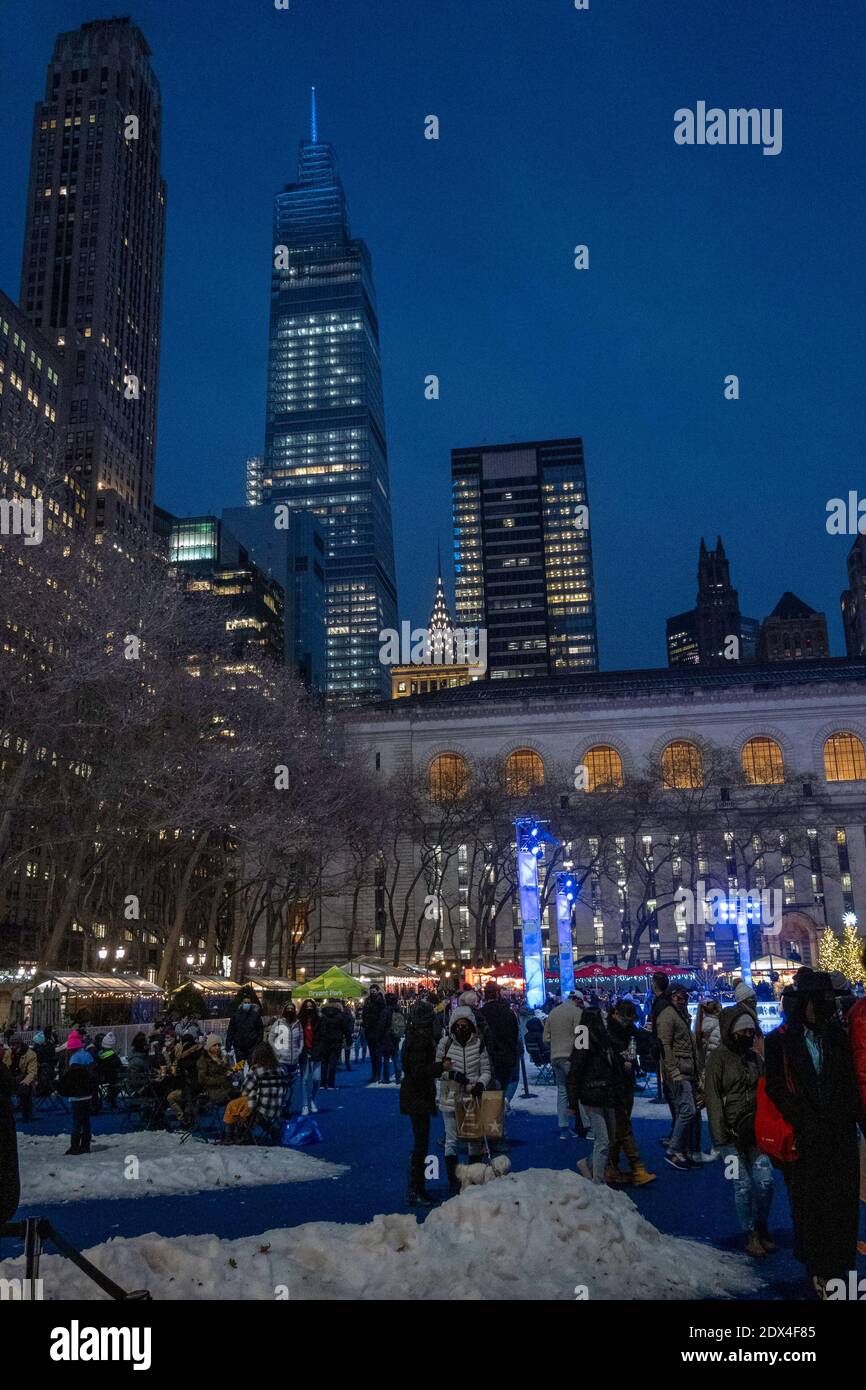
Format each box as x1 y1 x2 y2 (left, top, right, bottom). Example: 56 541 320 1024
2 1 864 668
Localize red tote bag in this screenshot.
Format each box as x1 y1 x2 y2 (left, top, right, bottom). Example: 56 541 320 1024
754 1071 798 1164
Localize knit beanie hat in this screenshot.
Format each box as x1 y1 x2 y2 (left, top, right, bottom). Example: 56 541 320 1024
734 981 756 1003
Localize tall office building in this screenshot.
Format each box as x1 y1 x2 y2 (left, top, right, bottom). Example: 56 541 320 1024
261 92 397 703
19 18 166 547
758 592 829 662
452 438 598 678
842 535 866 658
666 537 758 667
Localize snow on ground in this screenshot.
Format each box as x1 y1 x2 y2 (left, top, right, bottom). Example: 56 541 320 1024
1 1167 758 1301
17 1130 348 1204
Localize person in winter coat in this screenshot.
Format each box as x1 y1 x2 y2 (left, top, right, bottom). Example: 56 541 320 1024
353 1003 368 1063
434 1006 492 1192
732 980 764 1057
657 985 703 1170
57 1045 95 1155
225 995 264 1065
605 1001 656 1187
268 1004 303 1107
126 1033 155 1094
695 999 722 1074
845 942 866 1256
318 998 348 1090
382 993 405 1084
479 983 520 1093
196 1035 234 1106
166 1033 204 1122
566 1008 626 1183
765 972 862 1298
544 994 585 1138
362 987 389 1084
0 1054 19 1222
399 999 439 1207
704 1006 774 1257
32 1030 57 1096
341 1003 355 1072
9 1039 37 1122
96 1032 123 1107
297 999 322 1115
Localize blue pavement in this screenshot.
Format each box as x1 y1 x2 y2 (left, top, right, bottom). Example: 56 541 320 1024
5 1063 864 1301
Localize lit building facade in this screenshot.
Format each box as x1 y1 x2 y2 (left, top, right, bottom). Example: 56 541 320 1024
842 535 866 659
261 97 397 703
667 537 758 667
391 568 474 700
19 18 166 549
758 592 829 662
452 438 598 679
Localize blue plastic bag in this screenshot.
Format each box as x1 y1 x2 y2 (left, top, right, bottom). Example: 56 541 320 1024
281 1115 323 1148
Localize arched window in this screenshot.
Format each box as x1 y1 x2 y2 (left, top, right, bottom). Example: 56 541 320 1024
583 745 624 792
742 736 784 785
661 740 703 789
504 748 545 797
823 733 866 782
427 753 469 801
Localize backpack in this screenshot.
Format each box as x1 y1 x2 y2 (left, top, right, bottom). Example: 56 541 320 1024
390 1010 406 1040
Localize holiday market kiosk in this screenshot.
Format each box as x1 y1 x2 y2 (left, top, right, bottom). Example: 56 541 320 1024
22 970 164 1029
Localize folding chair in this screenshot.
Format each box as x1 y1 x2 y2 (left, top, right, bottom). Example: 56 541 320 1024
33 1088 68 1115
524 1039 556 1085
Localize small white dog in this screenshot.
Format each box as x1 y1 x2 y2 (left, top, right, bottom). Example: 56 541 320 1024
454 1154 511 1190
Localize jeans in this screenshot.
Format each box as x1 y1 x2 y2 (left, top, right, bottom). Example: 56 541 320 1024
442 1107 483 1159
69 1098 91 1153
721 1144 774 1233
300 1057 320 1108
279 1063 299 1112
552 1057 571 1130
382 1041 402 1083
354 1030 368 1061
582 1105 617 1181
669 1079 701 1157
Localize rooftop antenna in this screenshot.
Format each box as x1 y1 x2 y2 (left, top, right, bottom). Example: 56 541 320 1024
310 85 318 143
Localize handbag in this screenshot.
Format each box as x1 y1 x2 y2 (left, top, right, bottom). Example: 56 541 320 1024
455 1096 485 1140
754 1052 797 1163
455 1090 505 1139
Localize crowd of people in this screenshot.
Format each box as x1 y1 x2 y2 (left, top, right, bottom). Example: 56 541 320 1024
2 960 865 1299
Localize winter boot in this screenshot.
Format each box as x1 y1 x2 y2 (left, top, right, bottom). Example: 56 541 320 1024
630 1162 657 1187
408 1158 435 1207
756 1225 776 1253
445 1154 460 1195
605 1164 630 1185
745 1232 766 1258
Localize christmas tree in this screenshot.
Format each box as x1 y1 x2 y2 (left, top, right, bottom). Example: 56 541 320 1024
837 924 866 985
817 929 842 974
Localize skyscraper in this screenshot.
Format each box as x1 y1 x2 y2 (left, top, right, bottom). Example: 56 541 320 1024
452 438 598 678
19 18 166 547
666 537 757 667
261 91 397 703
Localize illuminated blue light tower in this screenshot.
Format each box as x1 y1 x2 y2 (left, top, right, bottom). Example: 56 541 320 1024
515 817 557 1009
554 872 577 998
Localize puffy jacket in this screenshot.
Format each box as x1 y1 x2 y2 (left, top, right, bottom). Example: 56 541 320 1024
479 998 519 1077
657 1000 698 1082
58 1055 95 1101
565 1023 625 1110
399 1023 438 1117
543 999 584 1061
703 1006 763 1149
268 1019 303 1067
16 1048 37 1088
318 1004 348 1054
97 1048 123 1085
434 1008 491 1111
226 1002 263 1057
847 995 866 1114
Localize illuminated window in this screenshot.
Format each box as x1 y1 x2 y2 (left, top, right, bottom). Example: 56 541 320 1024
584 745 624 792
504 749 545 797
661 740 703 789
823 733 866 782
742 737 784 785
427 753 469 801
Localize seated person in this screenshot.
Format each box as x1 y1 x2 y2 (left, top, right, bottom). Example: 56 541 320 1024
222 1042 283 1142
96 1032 123 1105
126 1033 155 1094
166 1032 204 1122
196 1035 234 1107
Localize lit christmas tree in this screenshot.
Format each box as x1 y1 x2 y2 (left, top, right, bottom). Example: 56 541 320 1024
817 928 842 974
838 923 865 985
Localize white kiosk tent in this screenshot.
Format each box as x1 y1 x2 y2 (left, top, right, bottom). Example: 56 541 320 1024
23 970 164 1029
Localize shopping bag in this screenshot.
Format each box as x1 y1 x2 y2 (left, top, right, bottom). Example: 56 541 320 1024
754 1076 797 1163
281 1115 322 1148
479 1089 505 1138
455 1096 485 1140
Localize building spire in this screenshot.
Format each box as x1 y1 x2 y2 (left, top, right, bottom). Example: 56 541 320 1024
310 85 318 143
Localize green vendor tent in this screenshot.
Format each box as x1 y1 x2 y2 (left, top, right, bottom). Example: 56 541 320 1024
293 966 366 1000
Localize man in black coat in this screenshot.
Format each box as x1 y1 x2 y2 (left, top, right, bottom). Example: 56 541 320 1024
226 995 264 1064
362 987 389 1084
765 973 862 1297
399 1001 439 1206
479 983 520 1091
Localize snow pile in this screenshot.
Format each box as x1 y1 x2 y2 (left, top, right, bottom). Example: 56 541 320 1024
1 1167 758 1300
17 1130 348 1204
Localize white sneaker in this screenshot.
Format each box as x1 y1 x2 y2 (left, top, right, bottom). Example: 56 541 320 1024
310 1100 318 1113
301 1105 309 1116
688 1152 704 1164
702 1149 720 1162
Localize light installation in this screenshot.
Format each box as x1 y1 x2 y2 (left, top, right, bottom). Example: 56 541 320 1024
515 816 559 1008
554 872 577 998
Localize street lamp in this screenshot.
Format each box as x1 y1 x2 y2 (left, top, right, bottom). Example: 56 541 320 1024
97 947 108 961
115 947 126 960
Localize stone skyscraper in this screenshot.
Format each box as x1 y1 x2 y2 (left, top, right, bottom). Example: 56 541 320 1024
19 17 166 547
262 92 397 703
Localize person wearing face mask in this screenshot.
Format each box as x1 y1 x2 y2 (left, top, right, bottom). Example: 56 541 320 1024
704 1006 774 1257
434 1006 492 1193
764 972 862 1299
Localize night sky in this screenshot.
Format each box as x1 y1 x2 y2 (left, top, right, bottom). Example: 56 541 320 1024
2 1 864 669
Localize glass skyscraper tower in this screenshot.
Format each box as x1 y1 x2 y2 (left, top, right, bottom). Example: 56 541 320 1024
262 92 397 702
